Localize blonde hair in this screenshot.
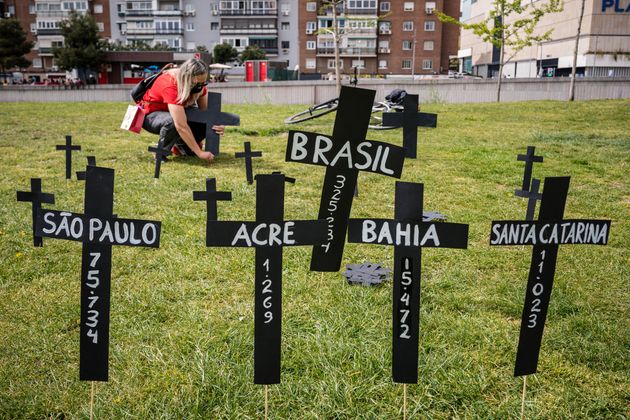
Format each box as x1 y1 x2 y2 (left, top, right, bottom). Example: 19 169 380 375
175 58 208 106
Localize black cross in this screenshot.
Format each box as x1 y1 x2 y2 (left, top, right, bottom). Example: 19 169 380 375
56 135 81 179
16 178 55 247
381 94 437 159
285 86 406 272
186 92 240 155
235 141 263 184
76 156 97 181
490 177 611 376
516 178 542 221
515 146 544 193
148 139 172 179
193 178 232 238
33 166 161 381
202 173 326 384
348 181 469 383
271 171 295 184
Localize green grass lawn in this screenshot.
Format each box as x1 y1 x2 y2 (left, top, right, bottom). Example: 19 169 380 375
0 99 628 419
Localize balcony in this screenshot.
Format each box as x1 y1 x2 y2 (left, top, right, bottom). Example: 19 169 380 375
35 10 68 17
153 9 183 16
36 28 63 35
124 9 153 16
125 28 184 35
347 27 377 36
344 8 377 15
220 9 277 16
317 47 376 57
220 27 278 35
38 47 54 55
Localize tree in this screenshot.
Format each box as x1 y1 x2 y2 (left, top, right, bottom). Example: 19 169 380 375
568 0 586 101
239 45 267 62
195 45 209 53
213 43 238 64
0 19 33 75
438 0 563 102
53 11 105 82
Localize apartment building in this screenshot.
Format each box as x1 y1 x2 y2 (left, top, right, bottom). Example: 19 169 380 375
5 0 111 81
299 0 460 77
459 0 630 78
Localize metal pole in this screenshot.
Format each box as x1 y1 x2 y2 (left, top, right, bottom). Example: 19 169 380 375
411 28 417 77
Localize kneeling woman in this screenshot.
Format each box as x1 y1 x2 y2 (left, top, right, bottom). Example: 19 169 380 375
141 58 224 163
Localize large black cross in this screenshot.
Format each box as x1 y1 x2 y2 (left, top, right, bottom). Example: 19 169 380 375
56 135 81 179
34 166 161 381
148 139 172 179
16 178 55 247
490 176 611 376
203 173 326 384
193 177 232 237
235 141 263 184
348 181 469 383
381 94 437 159
76 156 97 181
186 92 240 155
285 86 406 272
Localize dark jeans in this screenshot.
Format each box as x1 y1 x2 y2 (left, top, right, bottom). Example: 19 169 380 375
143 111 207 154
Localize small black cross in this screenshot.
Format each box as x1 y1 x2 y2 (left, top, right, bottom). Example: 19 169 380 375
271 171 296 184
515 178 542 221
348 181 469 383
186 92 240 155
56 135 81 179
490 177 611 376
515 146 544 193
202 174 326 384
148 139 172 179
16 178 55 247
235 141 263 184
76 156 97 181
381 94 437 159
193 178 232 238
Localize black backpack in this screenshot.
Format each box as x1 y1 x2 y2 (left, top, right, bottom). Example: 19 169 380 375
130 63 174 104
385 89 408 105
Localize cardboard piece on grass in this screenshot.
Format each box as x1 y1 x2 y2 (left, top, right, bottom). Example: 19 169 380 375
348 181 469 383
56 135 81 179
33 166 161 381
235 141 262 184
422 211 447 222
77 156 97 181
343 262 392 286
186 92 240 155
201 173 326 384
489 176 611 376
381 94 437 159
16 178 55 247
285 86 405 272
148 139 172 179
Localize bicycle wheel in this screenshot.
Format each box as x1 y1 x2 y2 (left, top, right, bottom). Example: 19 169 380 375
284 98 339 124
368 101 399 130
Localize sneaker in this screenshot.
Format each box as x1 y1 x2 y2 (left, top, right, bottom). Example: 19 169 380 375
171 144 187 156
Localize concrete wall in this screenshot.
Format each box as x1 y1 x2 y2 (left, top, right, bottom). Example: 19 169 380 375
1 78 630 104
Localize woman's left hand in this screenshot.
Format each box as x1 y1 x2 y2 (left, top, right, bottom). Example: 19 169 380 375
212 125 225 136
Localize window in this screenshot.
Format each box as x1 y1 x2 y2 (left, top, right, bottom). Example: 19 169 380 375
403 21 413 31
281 22 289 30
306 2 316 12
424 21 435 31
352 59 365 69
96 22 104 32
33 57 43 68
306 21 316 34
306 58 316 69
186 23 195 31
187 42 195 50
379 21 391 33
402 59 412 69
422 59 433 70
29 4 36 14
211 22 219 30
380 1 390 11
402 40 413 50
424 40 434 50
348 0 377 8
30 23 36 32
378 59 388 69
185 4 195 13
280 3 290 14
404 2 414 11
425 1 436 14
379 40 389 48
94 4 103 13
306 40 316 50
327 59 343 69
281 41 290 49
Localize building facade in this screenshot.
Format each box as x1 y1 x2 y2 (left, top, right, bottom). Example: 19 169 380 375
459 0 630 78
299 0 460 77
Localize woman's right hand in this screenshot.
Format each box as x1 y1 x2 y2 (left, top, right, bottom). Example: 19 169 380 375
197 150 215 163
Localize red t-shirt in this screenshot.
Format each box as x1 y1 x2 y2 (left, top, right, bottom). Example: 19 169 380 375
141 71 207 114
